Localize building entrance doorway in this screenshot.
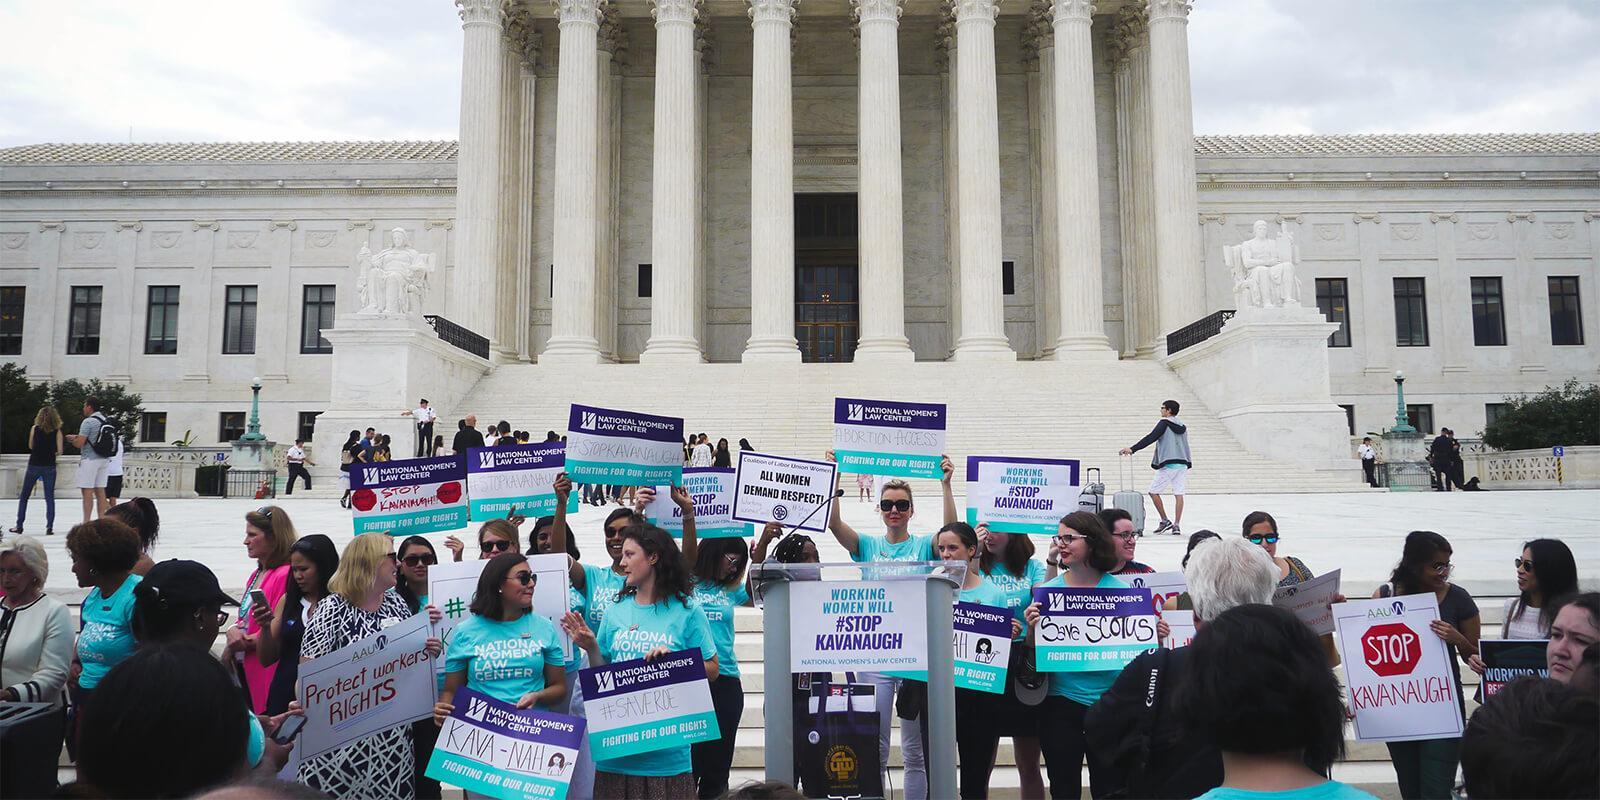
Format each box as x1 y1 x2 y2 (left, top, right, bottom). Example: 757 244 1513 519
794 193 859 363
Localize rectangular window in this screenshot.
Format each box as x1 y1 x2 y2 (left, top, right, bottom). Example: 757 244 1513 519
144 285 180 355
1470 277 1506 346
299 285 336 354
1315 278 1351 347
222 285 257 354
1549 276 1585 345
68 285 103 355
638 264 652 298
1485 403 1509 428
1339 404 1355 436
140 412 168 443
297 411 321 444
1002 261 1016 296
1406 404 1434 435
0 286 23 356
218 412 246 443
1393 277 1429 347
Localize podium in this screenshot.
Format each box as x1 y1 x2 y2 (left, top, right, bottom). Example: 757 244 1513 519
751 561 963 799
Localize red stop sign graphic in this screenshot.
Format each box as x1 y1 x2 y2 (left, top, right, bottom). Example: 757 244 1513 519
436 481 463 505
350 488 377 512
1361 622 1421 677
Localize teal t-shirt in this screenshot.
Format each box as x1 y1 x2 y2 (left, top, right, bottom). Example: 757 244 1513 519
445 613 566 707
593 595 716 778
1197 782 1378 800
692 580 750 679
852 533 934 580
959 579 1011 609
582 563 627 632
78 574 143 690
1040 572 1127 706
983 558 1048 638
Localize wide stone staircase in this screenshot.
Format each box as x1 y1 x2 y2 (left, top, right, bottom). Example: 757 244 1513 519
457 360 1366 495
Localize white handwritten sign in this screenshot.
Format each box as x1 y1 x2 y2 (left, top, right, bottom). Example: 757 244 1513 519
298 613 436 759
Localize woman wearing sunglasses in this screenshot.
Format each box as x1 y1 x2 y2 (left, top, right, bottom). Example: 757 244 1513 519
444 517 524 562
1024 511 1125 800
1241 511 1313 588
252 533 339 716
1372 530 1480 800
1464 538 1579 685
228 505 296 714
433 552 567 721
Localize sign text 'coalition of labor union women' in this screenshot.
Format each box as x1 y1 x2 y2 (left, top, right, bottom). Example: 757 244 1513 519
466 443 580 521
349 455 469 535
1335 593 1464 743
965 456 1080 535
1032 586 1159 672
579 650 719 760
427 687 586 800
832 397 946 480
564 404 685 487
790 581 930 672
644 468 751 539
298 612 437 760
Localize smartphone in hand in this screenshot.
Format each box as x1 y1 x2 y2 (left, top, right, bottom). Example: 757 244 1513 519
271 714 307 745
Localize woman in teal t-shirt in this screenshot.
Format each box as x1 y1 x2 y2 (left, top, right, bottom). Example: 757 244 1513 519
434 552 567 720
564 522 718 800
688 537 752 799
67 519 144 715
978 521 1050 799
1024 511 1127 800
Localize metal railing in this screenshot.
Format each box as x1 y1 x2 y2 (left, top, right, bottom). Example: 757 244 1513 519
1166 309 1236 355
423 315 491 360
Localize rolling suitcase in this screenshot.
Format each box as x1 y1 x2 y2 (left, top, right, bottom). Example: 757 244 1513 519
1077 467 1105 513
1113 455 1147 535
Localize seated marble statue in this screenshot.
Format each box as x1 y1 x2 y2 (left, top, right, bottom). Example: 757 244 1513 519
356 227 435 317
1225 219 1302 308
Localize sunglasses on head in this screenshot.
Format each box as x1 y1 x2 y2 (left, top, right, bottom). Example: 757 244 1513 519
481 540 513 554
879 499 912 513
508 571 534 586
1247 534 1280 545
402 554 436 567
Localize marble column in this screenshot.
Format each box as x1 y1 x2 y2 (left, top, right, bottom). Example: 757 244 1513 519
1124 9 1159 356
449 0 505 336
1049 0 1111 357
951 0 1015 360
853 0 915 361
641 0 705 363
743 0 802 361
1146 0 1203 339
595 9 625 362
514 28 541 362
494 24 523 361
543 0 606 363
936 10 962 355
1027 2 1060 359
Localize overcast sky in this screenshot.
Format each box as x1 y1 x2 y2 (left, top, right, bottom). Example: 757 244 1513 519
1 0 1595 147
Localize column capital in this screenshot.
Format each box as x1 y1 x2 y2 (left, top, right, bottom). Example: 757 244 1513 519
1051 0 1094 24
457 0 507 27
1428 212 1461 224
517 26 544 66
652 0 698 27
553 0 604 26
933 13 955 69
953 0 999 23
749 0 797 24
1145 0 1191 23
598 7 628 56
1021 1 1052 63
695 16 716 70
853 0 902 25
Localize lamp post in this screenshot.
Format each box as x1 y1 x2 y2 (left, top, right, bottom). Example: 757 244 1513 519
1390 369 1416 433
241 376 267 442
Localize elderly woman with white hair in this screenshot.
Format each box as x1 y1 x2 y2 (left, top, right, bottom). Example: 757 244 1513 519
0 535 75 796
1084 535 1281 799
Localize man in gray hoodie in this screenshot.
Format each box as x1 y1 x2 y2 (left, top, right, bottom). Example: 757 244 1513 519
1120 399 1192 535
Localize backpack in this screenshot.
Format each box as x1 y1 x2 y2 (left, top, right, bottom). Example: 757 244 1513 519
89 413 120 458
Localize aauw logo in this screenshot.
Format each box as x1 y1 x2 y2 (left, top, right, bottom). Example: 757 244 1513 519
466 697 489 722
581 412 598 430
1048 593 1064 612
847 403 864 422
477 451 496 469
349 634 388 662
595 671 616 693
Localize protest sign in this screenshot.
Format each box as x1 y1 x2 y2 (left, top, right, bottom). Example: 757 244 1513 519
563 404 684 487
1335 593 1465 742
578 650 719 760
429 555 576 673
1121 572 1187 616
466 443 579 521
731 452 838 533
832 397 946 480
1479 640 1549 697
1273 569 1341 636
427 687 586 800
1162 608 1197 649
1032 586 1159 672
964 456 1079 535
954 602 1013 693
298 612 436 759
790 581 929 672
349 455 468 536
644 468 751 539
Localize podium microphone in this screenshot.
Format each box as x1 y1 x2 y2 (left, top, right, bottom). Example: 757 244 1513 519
787 488 844 533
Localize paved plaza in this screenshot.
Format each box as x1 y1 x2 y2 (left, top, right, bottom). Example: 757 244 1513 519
10 488 1596 601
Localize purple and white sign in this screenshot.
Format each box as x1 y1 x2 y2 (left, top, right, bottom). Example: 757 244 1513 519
563 404 685 487
965 456 1080 535
348 454 469 535
466 442 579 521
1032 586 1159 672
579 650 719 759
832 397 947 480
425 687 587 800
644 467 750 539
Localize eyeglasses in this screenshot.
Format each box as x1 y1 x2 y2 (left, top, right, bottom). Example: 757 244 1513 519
724 552 743 563
1514 557 1534 571
508 572 534 586
879 499 912 513
402 554 436 567
1247 534 1280 545
197 610 230 627
1430 562 1454 575
1056 533 1087 546
481 540 513 554
1112 532 1138 541
383 552 398 562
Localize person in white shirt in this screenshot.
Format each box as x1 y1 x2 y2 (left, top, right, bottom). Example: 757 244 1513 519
401 398 438 458
689 433 713 468
1358 436 1378 487
105 439 125 506
0 536 75 796
284 439 314 495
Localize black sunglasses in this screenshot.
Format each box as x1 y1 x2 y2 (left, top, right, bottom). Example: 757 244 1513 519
402 554 436 567
481 540 513 554
879 499 912 513
1247 534 1280 545
508 571 534 586
1513 557 1533 570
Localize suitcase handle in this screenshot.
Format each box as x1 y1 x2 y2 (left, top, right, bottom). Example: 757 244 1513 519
1120 453 1133 491
1085 467 1101 484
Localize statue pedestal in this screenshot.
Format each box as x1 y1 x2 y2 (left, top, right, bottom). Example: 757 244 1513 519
1165 306 1356 473
308 314 491 489
1380 430 1431 491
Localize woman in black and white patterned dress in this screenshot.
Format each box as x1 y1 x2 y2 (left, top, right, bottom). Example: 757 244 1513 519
297 533 439 799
